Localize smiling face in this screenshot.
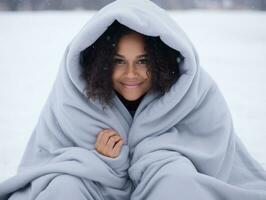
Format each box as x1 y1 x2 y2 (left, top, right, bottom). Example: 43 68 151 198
112 32 152 101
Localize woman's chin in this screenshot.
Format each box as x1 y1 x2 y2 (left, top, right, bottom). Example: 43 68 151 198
121 94 142 101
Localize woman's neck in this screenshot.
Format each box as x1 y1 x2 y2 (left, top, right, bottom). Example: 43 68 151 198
115 90 145 112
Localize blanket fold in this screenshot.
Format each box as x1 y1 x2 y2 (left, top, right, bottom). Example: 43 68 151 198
1 0 266 199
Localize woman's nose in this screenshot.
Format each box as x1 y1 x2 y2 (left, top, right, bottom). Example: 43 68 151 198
125 63 138 77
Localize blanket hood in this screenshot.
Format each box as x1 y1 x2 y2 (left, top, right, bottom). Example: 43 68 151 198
66 0 199 104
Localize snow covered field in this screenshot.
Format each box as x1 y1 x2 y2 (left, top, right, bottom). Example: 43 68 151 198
0 10 265 182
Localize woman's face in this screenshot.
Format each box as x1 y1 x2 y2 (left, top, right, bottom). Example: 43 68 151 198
112 32 152 101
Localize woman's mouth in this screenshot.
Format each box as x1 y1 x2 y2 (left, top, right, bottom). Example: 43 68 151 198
121 82 142 89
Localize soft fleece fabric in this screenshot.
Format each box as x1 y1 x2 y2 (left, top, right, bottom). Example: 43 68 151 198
1 0 266 199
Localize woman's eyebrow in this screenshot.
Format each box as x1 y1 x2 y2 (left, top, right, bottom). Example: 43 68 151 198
114 54 124 58
137 54 148 58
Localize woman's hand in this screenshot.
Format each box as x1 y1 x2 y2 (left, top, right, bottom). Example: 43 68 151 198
95 129 124 158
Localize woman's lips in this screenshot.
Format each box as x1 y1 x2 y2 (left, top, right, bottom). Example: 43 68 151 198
121 82 142 89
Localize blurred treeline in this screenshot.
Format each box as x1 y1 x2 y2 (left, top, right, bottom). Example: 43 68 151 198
0 0 266 11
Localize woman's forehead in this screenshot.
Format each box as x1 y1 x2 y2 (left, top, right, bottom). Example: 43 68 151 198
115 34 147 56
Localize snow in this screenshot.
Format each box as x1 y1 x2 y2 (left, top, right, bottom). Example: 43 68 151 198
0 10 265 182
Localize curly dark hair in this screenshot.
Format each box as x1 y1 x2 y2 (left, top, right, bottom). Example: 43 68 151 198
79 20 184 108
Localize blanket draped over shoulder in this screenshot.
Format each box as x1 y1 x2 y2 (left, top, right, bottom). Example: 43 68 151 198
1 0 266 199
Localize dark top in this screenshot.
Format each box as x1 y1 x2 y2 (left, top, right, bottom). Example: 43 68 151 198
115 90 145 117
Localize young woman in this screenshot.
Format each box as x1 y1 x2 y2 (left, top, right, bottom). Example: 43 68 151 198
1 0 266 199
79 20 183 159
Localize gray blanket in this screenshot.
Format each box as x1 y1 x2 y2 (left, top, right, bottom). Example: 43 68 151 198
1 0 266 199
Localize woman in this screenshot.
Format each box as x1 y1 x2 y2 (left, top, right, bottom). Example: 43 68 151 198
80 20 183 159
0 0 266 199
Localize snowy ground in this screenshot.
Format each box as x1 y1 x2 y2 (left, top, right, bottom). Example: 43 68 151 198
0 10 265 182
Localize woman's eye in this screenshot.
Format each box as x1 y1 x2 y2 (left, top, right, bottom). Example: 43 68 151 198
137 59 149 64
113 58 125 64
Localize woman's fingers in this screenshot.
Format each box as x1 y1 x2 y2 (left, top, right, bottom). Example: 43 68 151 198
96 129 114 146
106 135 122 152
95 129 108 149
112 139 124 157
95 129 123 158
